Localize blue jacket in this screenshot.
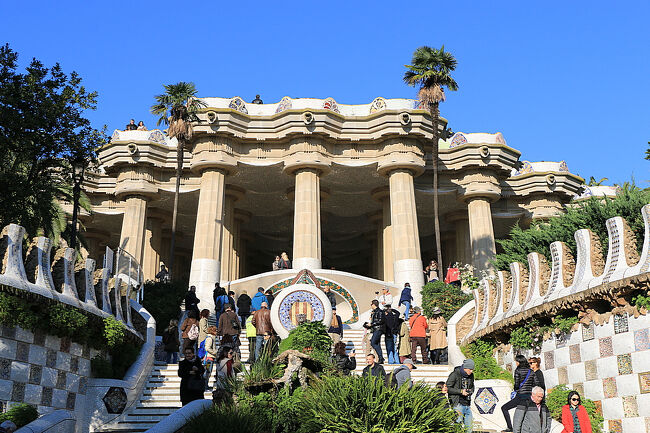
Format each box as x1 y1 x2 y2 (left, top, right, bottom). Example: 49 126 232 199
251 292 268 312
398 287 413 306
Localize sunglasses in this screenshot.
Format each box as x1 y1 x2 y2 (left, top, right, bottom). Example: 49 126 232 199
571 398 580 402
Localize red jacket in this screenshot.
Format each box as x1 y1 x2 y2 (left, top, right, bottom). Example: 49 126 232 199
561 405 591 433
408 313 428 338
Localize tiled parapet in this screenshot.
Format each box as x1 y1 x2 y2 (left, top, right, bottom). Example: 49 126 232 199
571 228 605 294
505 262 528 318
522 252 550 308
546 241 575 301
626 204 650 277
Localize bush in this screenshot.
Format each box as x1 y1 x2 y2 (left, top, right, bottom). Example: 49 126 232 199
494 185 650 271
141 280 187 334
0 292 41 331
278 322 332 354
48 303 89 339
0 403 38 427
509 327 534 350
633 293 650 310
185 404 268 433
461 339 513 384
421 280 473 321
103 316 126 348
546 385 603 433
90 355 114 378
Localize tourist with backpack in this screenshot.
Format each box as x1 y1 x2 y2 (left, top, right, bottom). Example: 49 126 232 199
218 304 242 358
388 358 416 389
180 310 199 353
250 287 267 312
213 284 229 322
502 355 535 432
384 304 400 364
162 319 180 364
201 326 218 389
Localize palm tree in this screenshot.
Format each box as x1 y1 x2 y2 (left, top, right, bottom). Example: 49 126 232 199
151 82 206 281
404 46 458 274
588 176 608 186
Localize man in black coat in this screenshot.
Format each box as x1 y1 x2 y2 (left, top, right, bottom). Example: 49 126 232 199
384 305 400 364
362 353 386 379
446 359 475 432
237 290 252 327
369 300 386 364
184 286 200 315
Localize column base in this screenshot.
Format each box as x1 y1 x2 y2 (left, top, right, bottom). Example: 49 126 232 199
292 257 322 271
393 259 425 307
189 258 220 312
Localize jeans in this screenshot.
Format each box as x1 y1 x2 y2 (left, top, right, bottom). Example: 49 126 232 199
402 301 411 320
501 393 531 430
454 404 473 432
239 313 250 328
248 337 256 362
165 351 178 364
255 335 267 359
370 330 384 361
385 334 397 363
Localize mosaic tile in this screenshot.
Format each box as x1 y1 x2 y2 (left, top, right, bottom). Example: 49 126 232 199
593 400 602 416
15 342 29 362
614 314 629 334
608 419 622 433
66 392 76 410
645 417 650 433
623 395 638 417
585 360 598 381
56 371 66 389
599 336 613 357
635 329 650 352
574 383 584 396
544 351 555 370
603 377 617 398
506 363 513 373
70 357 79 373
11 382 24 401
618 354 633 375
2 326 15 339
60 337 71 353
474 387 499 414
582 322 595 341
557 366 568 384
556 333 570 348
33 329 46 346
28 365 42 385
639 372 650 394
82 345 90 359
569 344 581 363
0 358 10 380
45 350 57 368
78 377 88 395
41 387 53 406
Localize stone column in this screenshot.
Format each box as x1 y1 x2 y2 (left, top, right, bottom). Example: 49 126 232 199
119 195 148 265
233 210 251 280
388 169 425 303
291 168 322 270
189 168 227 312
447 211 471 266
467 197 497 273
142 217 163 281
372 189 394 282
369 211 383 280
220 194 235 282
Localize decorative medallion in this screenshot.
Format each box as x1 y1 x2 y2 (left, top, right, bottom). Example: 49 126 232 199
495 132 506 145
369 97 387 114
111 130 120 140
103 386 128 414
278 290 325 331
147 130 166 144
323 97 340 113
638 371 650 394
514 161 534 176
275 96 293 113
558 160 569 172
449 133 467 148
614 314 629 334
474 387 499 414
617 354 633 375
228 96 248 114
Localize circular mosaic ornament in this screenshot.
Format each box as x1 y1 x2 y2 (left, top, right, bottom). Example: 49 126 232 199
270 283 333 339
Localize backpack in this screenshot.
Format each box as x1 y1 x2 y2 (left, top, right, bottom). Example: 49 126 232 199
231 315 242 331
385 366 407 389
197 337 207 360
188 323 199 340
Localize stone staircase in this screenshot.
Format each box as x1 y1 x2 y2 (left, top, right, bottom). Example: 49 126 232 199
95 329 452 432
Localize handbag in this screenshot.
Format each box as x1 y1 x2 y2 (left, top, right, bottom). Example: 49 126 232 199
510 369 532 399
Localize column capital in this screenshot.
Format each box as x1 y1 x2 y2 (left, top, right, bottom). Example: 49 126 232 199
445 210 469 223
286 186 330 201
234 209 252 223
456 169 501 203
225 185 246 202
115 166 158 200
370 187 390 202
283 160 331 176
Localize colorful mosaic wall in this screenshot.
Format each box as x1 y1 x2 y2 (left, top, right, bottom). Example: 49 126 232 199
497 313 650 432
267 276 359 324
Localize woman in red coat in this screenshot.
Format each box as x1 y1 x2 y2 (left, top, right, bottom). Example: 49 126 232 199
561 391 592 433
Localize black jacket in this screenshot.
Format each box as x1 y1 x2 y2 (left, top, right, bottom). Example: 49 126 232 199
237 294 252 314
532 369 545 391
184 291 200 311
362 363 386 379
446 366 475 406
370 308 385 333
325 291 336 307
514 367 534 395
384 309 400 335
331 354 356 375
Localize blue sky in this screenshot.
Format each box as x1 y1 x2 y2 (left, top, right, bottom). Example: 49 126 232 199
3 0 648 185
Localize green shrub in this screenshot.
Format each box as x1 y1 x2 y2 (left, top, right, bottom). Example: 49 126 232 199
141 280 187 334
48 303 89 339
90 355 114 378
509 326 534 350
462 339 513 384
546 385 603 433
0 292 41 331
633 293 650 310
185 403 269 433
0 403 39 427
103 316 126 348
494 185 650 271
421 280 473 321
278 322 331 354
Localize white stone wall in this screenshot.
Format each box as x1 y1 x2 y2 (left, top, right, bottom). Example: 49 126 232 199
497 313 650 433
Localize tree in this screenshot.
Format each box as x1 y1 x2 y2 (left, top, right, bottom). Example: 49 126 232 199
587 176 608 186
151 83 205 280
0 44 105 245
404 46 458 274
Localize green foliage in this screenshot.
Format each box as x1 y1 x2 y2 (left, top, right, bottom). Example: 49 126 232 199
0 403 38 427
462 340 513 384
0 44 106 245
103 316 126 348
494 185 650 271
0 292 41 331
48 303 89 339
242 352 283 385
185 404 268 433
546 385 604 433
90 355 113 378
553 315 579 335
633 293 650 310
509 327 534 350
421 280 473 321
278 322 332 354
508 314 579 351
141 280 187 334
403 45 459 95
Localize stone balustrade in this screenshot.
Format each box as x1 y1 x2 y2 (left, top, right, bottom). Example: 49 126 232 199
465 204 650 342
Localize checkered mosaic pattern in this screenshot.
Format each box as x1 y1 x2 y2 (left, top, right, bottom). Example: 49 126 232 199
497 313 650 432
0 325 96 415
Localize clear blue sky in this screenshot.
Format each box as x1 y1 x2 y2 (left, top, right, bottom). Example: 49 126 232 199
3 0 648 186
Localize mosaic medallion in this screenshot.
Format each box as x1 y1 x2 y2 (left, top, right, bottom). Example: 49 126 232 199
582 323 595 341
622 395 638 417
103 387 127 414
603 377 617 398
638 372 650 394
228 96 248 114
449 133 467 148
275 96 292 113
617 354 633 375
474 387 499 414
634 329 650 351
147 130 166 144
614 314 629 334
515 160 534 176
323 97 340 113
558 160 569 172
599 336 613 357
369 97 386 114
608 420 622 433
278 290 325 331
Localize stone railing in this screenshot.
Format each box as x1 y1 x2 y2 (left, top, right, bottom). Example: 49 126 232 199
464 204 650 342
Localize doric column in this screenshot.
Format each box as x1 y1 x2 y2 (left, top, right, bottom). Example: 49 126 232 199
220 187 245 282
447 211 471 266
142 215 163 281
369 211 383 280
189 168 227 312
233 210 251 281
388 169 425 303
291 168 322 270
119 195 148 265
372 188 394 282
467 198 497 273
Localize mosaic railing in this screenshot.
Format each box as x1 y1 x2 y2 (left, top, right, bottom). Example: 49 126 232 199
0 223 142 335
465 204 650 341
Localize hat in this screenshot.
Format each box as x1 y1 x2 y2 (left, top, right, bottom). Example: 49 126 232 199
403 359 417 369
404 282 411 287
431 307 442 315
332 306 337 310
384 304 391 308
462 359 475 370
